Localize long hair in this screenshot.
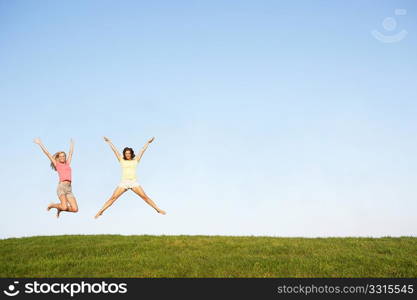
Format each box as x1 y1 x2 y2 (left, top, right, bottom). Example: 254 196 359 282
51 151 66 171
122 147 135 160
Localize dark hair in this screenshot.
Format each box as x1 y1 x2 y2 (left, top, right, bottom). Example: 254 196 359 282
122 147 135 160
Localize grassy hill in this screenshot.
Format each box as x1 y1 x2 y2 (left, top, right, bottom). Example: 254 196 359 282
0 235 416 277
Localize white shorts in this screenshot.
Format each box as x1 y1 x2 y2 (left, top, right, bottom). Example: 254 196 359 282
118 179 140 189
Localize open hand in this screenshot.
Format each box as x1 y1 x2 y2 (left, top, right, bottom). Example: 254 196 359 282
103 136 111 142
33 137 42 145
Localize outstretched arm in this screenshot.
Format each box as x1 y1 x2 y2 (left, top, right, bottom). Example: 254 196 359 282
103 137 122 161
67 139 74 165
33 138 56 166
135 136 155 162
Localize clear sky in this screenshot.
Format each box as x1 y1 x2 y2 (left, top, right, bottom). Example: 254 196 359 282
1 0 416 238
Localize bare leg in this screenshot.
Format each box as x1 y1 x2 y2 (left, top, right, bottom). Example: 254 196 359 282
47 203 64 218
49 195 70 218
65 195 79 213
47 203 61 211
94 186 127 219
132 185 166 215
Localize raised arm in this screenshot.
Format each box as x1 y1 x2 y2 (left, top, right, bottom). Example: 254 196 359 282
135 136 155 162
103 136 122 161
67 138 74 165
33 138 56 166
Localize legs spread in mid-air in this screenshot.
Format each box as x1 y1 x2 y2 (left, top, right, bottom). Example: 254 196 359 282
94 186 127 218
132 185 166 215
94 185 166 218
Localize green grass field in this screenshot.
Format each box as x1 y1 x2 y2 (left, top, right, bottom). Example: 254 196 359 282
0 235 416 277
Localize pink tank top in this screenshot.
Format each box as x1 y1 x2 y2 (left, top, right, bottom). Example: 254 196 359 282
55 162 72 182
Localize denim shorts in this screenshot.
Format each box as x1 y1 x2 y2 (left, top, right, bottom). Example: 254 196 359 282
57 181 75 198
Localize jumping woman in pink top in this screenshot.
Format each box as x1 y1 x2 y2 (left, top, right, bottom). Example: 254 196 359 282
34 138 79 217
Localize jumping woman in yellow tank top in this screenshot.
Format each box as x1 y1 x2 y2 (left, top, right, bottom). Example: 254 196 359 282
94 136 166 218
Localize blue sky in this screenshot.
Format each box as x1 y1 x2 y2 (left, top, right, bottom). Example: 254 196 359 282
0 0 416 238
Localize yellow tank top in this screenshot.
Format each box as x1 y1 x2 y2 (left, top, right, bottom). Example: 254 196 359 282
120 159 138 181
